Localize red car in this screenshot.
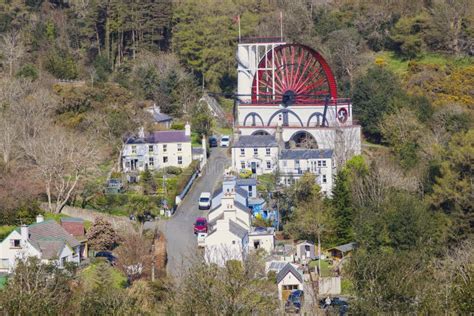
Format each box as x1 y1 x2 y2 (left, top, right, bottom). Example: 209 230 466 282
194 217 208 234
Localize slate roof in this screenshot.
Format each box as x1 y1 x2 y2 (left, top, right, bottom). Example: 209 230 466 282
236 178 257 186
20 220 81 260
276 262 304 284
328 242 357 253
233 135 278 148
229 220 248 239
125 130 190 144
280 149 333 160
235 200 251 213
152 111 172 123
235 186 248 199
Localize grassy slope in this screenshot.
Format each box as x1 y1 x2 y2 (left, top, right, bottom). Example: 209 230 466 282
80 262 127 289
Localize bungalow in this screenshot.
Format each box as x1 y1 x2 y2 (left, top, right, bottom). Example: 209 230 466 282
60 217 88 259
277 262 304 301
0 215 82 273
248 226 275 253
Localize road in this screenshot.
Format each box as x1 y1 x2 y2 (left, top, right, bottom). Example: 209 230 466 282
158 147 230 275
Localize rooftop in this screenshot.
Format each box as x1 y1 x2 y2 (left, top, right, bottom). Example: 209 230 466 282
125 130 190 144
236 178 257 186
280 149 333 160
229 220 248 239
233 135 278 148
249 226 275 235
276 262 303 284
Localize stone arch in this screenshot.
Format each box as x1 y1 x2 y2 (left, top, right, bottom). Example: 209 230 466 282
267 109 303 127
288 130 318 149
251 130 271 136
243 112 265 126
307 112 328 127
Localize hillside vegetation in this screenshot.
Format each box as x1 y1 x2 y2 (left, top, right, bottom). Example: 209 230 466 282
0 0 472 314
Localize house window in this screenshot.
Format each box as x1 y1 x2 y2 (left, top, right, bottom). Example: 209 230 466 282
232 240 236 244
248 185 253 197
178 156 183 165
163 144 167 153
148 145 154 152
322 160 327 167
283 285 299 291
282 160 287 167
322 175 327 183
266 161 271 169
241 161 245 169
266 148 271 156
240 148 245 156
10 239 21 248
131 145 137 154
163 156 168 163
253 148 258 155
149 157 154 167
317 160 322 167
177 144 182 152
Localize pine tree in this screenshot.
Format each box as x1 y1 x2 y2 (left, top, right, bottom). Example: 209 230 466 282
331 170 354 244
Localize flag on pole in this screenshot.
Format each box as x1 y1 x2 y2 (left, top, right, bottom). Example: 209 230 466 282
233 15 241 41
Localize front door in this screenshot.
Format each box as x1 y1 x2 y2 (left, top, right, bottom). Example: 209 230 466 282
251 162 257 174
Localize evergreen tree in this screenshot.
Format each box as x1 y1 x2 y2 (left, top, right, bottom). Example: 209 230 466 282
331 170 354 244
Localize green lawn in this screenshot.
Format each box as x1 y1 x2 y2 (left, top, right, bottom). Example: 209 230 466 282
0 275 7 289
213 126 232 136
341 278 355 295
80 262 127 289
309 259 333 277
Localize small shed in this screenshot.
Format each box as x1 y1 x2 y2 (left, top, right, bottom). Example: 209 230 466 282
327 242 357 259
296 240 316 262
277 263 304 301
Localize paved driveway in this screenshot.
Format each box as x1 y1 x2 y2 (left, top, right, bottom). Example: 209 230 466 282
159 147 230 275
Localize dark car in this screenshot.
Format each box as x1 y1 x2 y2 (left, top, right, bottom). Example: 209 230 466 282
319 297 349 315
209 136 218 147
285 290 304 313
95 251 117 265
194 217 208 234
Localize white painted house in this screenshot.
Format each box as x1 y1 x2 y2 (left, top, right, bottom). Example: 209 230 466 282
208 189 251 231
248 226 275 254
204 217 249 267
0 216 81 273
122 124 193 173
279 149 335 196
277 262 304 300
231 135 279 175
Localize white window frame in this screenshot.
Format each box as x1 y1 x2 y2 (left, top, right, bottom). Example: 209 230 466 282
253 148 258 155
163 144 167 153
131 145 137 154
322 174 327 183
149 157 154 166
240 161 245 169
266 148 271 156
163 156 168 163
178 156 183 165
240 148 245 156
177 143 182 152
148 145 154 153
266 161 271 169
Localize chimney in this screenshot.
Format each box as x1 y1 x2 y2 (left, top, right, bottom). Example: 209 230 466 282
36 214 44 223
138 126 145 139
185 122 191 137
275 125 284 149
20 224 29 241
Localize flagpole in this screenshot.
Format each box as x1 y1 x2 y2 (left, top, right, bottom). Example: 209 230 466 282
280 11 283 40
238 15 241 41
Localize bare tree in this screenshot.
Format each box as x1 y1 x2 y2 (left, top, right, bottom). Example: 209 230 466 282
1 29 25 77
115 229 153 282
0 111 19 171
24 126 99 213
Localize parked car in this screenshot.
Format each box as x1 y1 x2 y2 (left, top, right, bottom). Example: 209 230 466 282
319 296 349 315
198 192 212 210
209 136 218 147
220 135 230 147
194 217 208 234
95 251 117 265
285 290 304 313
197 232 207 247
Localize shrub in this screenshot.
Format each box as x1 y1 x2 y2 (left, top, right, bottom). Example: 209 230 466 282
44 48 78 80
164 166 182 175
239 169 253 179
16 64 39 80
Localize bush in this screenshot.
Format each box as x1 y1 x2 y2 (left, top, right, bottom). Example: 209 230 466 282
45 48 78 80
171 123 185 130
239 169 253 179
16 64 39 80
92 56 112 82
164 166 182 175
